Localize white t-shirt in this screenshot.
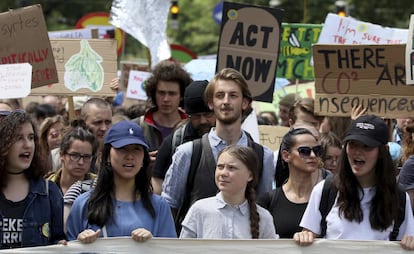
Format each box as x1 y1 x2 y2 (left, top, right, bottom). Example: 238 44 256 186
300 180 414 240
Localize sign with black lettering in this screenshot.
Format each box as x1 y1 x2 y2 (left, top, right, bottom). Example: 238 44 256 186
277 23 322 80
217 2 283 102
0 5 58 88
313 44 414 118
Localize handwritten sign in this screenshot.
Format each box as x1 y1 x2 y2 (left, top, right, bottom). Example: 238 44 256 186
126 70 150 100
313 44 414 118
258 125 290 151
217 2 283 102
0 5 58 88
318 14 408 45
30 39 117 96
277 23 322 80
48 28 93 39
406 15 414 85
0 63 32 99
120 61 149 90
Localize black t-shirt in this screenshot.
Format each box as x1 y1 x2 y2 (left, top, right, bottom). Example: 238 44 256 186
152 123 200 179
0 193 27 249
258 188 307 238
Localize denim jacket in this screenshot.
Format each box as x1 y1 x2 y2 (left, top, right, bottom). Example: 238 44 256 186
0 178 65 248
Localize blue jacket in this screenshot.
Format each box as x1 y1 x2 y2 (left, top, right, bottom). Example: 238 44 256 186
0 178 65 248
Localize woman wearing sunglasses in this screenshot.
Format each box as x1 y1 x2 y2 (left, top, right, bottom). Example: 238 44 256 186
294 115 414 250
0 111 65 249
258 128 323 238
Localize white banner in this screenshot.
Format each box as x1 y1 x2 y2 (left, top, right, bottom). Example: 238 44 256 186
0 237 407 253
318 13 408 45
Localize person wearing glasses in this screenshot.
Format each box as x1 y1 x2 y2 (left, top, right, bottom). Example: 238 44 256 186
46 123 98 196
0 111 65 249
258 128 323 238
66 121 176 243
294 115 414 250
320 132 342 174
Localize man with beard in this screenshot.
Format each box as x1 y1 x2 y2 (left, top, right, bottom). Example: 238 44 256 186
151 80 216 194
162 68 275 233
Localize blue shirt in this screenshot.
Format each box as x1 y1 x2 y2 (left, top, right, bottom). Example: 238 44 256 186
66 191 176 240
162 128 275 209
180 192 278 239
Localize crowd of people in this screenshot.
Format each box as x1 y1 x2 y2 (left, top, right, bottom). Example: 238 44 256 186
1 60 414 250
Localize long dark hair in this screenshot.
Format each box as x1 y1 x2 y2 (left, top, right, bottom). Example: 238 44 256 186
274 128 315 187
336 143 399 230
0 111 48 188
218 145 260 238
87 143 154 227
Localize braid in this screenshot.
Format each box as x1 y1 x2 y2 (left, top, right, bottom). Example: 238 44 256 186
246 183 260 239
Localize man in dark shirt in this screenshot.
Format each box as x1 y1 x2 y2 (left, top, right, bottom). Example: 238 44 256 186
151 80 215 194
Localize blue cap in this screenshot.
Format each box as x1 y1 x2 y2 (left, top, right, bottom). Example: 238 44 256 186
104 120 148 149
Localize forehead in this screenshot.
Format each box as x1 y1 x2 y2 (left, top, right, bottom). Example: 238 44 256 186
86 104 112 118
291 133 318 146
156 81 180 92
214 80 242 94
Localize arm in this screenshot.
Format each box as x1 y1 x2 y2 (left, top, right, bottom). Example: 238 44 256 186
48 181 66 243
66 193 90 241
161 142 193 209
256 147 275 195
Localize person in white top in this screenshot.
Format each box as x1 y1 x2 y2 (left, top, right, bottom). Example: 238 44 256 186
180 145 278 239
294 115 414 250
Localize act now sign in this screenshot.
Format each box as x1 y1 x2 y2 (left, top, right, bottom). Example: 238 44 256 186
216 2 283 102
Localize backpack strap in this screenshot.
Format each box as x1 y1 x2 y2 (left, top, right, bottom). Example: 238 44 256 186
170 123 187 158
389 186 406 241
319 175 337 238
174 137 203 234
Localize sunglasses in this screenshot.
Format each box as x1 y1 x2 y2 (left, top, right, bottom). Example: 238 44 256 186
297 145 323 158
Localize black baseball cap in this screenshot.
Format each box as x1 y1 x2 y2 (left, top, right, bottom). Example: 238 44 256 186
343 115 388 147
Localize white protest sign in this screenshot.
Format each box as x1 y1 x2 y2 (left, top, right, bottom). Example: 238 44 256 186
406 14 414 85
318 13 408 45
126 70 150 100
48 28 93 39
0 63 32 99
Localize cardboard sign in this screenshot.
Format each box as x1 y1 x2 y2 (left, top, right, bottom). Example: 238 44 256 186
318 14 408 45
217 2 283 102
258 125 290 151
277 23 322 80
48 28 93 39
126 70 150 100
120 61 149 90
0 5 58 88
30 39 117 96
406 14 414 85
313 44 414 118
0 63 32 99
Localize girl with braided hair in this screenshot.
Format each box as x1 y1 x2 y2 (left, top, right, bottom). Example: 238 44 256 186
180 145 278 239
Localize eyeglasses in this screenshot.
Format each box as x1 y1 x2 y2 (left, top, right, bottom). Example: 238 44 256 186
297 145 322 158
66 152 93 163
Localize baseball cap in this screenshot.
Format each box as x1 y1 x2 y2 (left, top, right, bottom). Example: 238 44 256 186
184 80 211 115
343 115 388 147
104 120 148 149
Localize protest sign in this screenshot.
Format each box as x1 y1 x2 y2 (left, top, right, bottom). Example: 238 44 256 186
318 13 408 45
217 2 283 102
30 39 117 96
48 28 93 39
406 14 414 85
0 5 58 88
0 63 32 99
258 125 290 151
0 237 406 254
313 44 414 118
126 70 150 100
277 23 322 80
